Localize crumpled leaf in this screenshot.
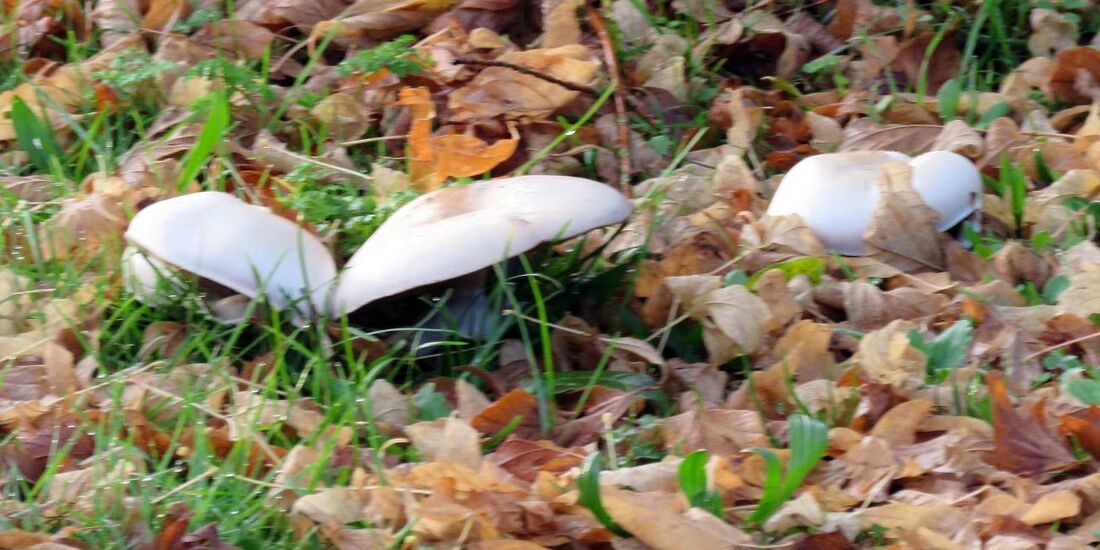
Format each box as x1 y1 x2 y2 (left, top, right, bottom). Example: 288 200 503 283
405 417 482 470
397 86 518 190
665 275 771 363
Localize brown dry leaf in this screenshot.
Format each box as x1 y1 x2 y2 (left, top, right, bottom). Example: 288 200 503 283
228 392 352 446
234 0 348 33
987 373 1078 476
1051 46 1100 104
1057 263 1100 319
542 0 582 48
754 268 801 332
600 487 752 549
862 161 946 272
311 92 372 142
1019 490 1080 526
142 0 189 31
90 1 141 48
488 438 583 482
660 408 765 455
839 124 941 154
851 320 926 395
405 417 482 470
471 388 542 440
1001 57 1057 108
868 399 932 446
192 20 275 60
448 45 599 121
1029 9 1079 58
397 86 519 190
840 281 948 330
665 275 770 363
0 335 79 402
773 321 836 382
311 0 460 46
37 193 128 261
930 119 983 158
368 379 410 430
291 487 372 526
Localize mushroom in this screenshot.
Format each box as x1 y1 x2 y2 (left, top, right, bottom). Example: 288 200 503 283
765 150 982 255
329 175 633 317
124 191 337 316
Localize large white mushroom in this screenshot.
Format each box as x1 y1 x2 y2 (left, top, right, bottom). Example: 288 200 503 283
329 175 633 317
124 191 337 316
765 150 982 255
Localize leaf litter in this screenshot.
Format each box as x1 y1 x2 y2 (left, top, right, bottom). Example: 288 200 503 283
5 0 1100 548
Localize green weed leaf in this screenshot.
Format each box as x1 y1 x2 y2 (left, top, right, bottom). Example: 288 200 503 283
578 453 631 537
176 89 230 189
909 319 973 383
678 450 723 517
747 414 828 525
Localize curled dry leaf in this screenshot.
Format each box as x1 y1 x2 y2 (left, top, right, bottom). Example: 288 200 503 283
851 320 927 395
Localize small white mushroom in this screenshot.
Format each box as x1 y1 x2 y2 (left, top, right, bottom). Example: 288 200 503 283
124 191 338 315
765 150 982 255
329 175 633 316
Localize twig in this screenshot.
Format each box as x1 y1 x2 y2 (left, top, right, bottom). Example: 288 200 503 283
1023 329 1100 361
586 7 633 197
451 58 599 95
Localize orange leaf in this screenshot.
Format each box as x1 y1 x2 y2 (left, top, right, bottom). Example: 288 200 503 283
1059 407 1100 460
395 86 518 191
471 388 543 440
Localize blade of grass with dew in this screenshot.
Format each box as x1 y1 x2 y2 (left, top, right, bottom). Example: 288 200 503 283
578 452 631 537
11 96 64 176
177 89 230 191
746 414 829 525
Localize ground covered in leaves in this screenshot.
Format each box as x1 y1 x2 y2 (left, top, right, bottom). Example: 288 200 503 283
8 0 1100 548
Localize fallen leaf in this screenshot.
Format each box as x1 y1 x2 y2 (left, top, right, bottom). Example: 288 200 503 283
987 373 1078 476
599 487 752 549
448 45 598 121
406 417 482 470
397 86 518 190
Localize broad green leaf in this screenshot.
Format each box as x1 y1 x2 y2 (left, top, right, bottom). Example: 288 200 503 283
11 96 63 174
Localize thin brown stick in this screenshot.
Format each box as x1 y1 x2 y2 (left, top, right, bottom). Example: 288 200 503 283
451 58 599 95
586 7 633 197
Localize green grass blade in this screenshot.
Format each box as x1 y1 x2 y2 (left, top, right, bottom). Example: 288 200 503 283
176 89 230 190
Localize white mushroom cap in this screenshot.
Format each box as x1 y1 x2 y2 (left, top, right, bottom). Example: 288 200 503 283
765 150 982 255
124 192 338 315
330 175 633 315
121 244 183 304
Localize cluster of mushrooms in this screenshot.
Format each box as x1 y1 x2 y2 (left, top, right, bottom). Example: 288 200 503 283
123 175 635 326
123 150 981 331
